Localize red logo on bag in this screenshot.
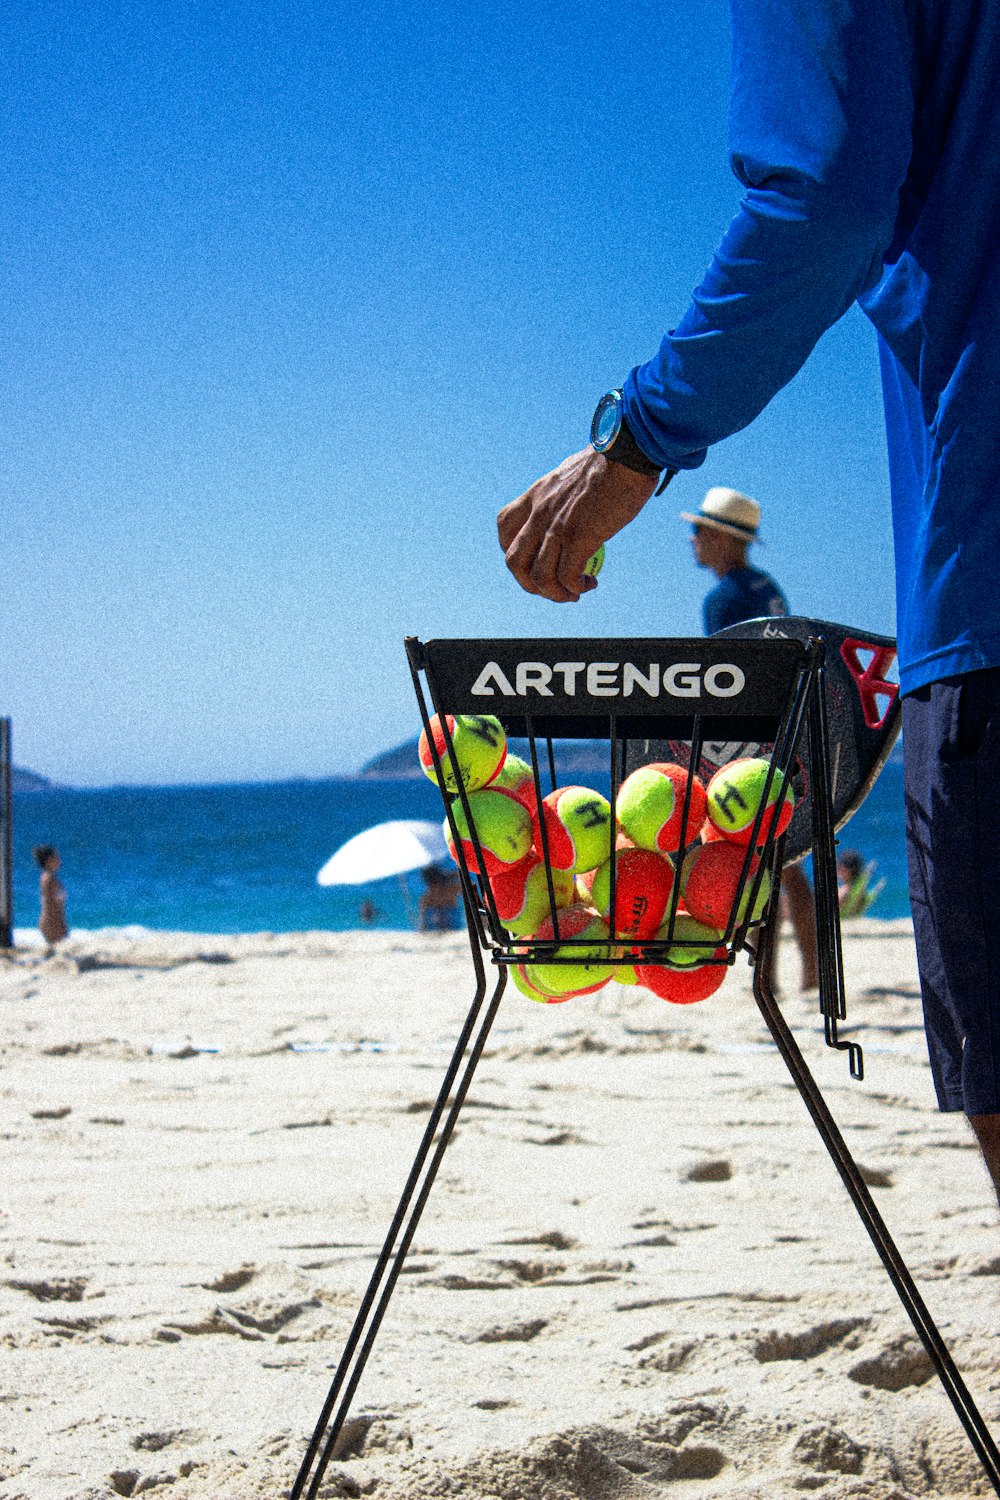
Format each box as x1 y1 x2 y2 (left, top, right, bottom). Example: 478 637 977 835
840 639 899 730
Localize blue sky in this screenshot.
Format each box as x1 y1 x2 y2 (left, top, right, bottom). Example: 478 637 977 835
1 0 894 786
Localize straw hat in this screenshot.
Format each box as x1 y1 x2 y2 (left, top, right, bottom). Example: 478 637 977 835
680 486 760 541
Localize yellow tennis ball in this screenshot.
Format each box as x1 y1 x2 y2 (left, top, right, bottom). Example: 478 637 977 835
534 786 613 874
584 544 605 579
446 788 532 875
524 906 616 997
489 855 575 937
705 757 794 846
418 714 506 794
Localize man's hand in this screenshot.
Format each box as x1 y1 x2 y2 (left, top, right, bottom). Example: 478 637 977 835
498 448 658 603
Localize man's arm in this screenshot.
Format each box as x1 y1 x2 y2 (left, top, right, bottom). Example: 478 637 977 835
499 0 914 601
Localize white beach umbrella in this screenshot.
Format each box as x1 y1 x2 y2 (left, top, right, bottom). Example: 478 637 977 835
316 819 450 887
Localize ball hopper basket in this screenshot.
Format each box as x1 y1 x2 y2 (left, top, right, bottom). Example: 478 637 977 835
291 623 1000 1500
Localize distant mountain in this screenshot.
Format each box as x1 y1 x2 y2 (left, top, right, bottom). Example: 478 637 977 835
358 736 611 780
11 766 59 793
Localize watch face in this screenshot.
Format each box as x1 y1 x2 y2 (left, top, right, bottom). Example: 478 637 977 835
591 390 623 452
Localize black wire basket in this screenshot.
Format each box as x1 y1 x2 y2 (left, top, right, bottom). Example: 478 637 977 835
407 630 859 1071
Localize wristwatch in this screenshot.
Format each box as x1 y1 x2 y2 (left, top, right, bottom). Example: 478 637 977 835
590 389 663 478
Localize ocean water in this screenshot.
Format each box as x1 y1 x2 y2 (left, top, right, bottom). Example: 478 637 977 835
11 755 908 936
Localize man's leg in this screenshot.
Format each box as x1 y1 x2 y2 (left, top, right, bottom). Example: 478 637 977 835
970 1116 1000 1210
780 862 819 991
904 668 1000 1205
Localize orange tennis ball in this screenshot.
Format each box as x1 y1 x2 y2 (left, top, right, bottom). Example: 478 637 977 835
533 786 613 874
590 846 675 940
489 854 575 937
524 905 616 998
680 842 772 931
635 950 728 1004
418 714 506 794
705 757 794 846
616 762 708 854
445 787 532 876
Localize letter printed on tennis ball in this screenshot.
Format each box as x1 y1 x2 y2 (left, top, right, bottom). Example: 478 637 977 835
534 786 613 873
680 842 772 930
524 906 616 997
706 757 794 845
446 787 532 876
590 845 674 940
617 762 708 854
490 855 575 937
418 713 507 795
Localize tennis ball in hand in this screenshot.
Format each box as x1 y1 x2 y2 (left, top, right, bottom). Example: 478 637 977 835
617 762 708 854
524 906 616 998
590 845 675 940
583 544 605 579
533 786 613 874
419 714 506 794
489 854 574 937
680 842 772 931
445 787 532 876
705 757 794 846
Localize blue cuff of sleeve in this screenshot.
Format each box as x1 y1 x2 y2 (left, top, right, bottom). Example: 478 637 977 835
621 367 709 474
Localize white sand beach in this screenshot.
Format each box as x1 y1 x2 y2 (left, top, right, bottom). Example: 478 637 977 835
2 921 999 1499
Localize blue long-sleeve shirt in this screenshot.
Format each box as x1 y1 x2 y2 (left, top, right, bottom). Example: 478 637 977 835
622 0 1000 694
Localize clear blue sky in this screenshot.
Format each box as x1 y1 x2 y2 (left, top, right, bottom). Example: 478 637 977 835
1 0 894 787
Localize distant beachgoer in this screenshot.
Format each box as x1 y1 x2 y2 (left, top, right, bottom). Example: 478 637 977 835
685 488 818 992
33 845 68 950
358 898 381 926
838 850 884 918
419 865 461 932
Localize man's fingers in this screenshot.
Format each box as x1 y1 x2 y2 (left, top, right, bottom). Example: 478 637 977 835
530 527 581 603
497 493 531 552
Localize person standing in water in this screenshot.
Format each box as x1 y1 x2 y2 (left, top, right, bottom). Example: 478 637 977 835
33 844 67 951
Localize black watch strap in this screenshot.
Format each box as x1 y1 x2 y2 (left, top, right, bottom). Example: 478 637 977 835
602 413 665 478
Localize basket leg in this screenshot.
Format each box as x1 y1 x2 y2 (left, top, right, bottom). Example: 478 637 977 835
752 919 1000 1495
290 955 508 1500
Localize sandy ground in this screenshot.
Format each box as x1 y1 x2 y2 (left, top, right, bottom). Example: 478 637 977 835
1 920 999 1500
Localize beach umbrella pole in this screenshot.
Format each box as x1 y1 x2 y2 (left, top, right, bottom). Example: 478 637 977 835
290 887 508 1500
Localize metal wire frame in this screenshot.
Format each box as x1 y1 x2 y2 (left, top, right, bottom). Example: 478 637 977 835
291 633 1000 1499
289 895 508 1500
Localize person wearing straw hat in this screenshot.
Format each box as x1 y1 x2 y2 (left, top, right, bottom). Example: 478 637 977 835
683 485 817 992
682 487 787 635
496 3 1000 1203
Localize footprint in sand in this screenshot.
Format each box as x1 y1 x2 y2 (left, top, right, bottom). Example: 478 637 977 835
7 1276 89 1302
200 1264 256 1293
685 1159 733 1183
849 1335 934 1390
789 1423 866 1476
752 1317 868 1363
476 1318 547 1343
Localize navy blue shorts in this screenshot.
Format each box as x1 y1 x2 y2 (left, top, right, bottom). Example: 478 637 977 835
904 666 1000 1114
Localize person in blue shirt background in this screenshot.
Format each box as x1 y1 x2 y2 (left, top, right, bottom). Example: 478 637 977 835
683 487 788 636
497 1 1000 1209
686 484 817 993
